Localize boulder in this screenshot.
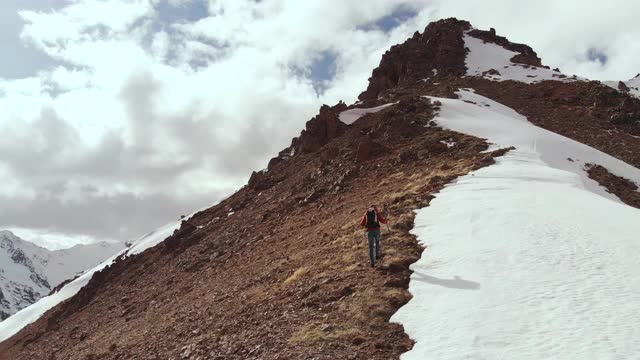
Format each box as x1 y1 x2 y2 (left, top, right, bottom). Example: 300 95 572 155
298 103 348 153
358 18 471 101
618 81 630 93
356 138 387 162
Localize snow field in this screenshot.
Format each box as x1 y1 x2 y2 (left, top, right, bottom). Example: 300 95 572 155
464 34 581 84
392 90 640 359
338 102 396 125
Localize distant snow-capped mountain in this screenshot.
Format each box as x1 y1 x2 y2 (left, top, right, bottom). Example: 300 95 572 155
0 230 123 320
604 73 640 99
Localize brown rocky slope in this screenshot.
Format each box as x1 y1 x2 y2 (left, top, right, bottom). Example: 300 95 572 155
2 17 640 360
0 96 507 360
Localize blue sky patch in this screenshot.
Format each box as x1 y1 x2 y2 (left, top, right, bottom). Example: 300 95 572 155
311 51 337 82
0 1 62 78
359 6 418 32
310 51 337 95
154 0 209 25
586 47 608 66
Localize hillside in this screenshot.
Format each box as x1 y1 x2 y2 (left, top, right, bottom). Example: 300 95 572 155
0 231 123 321
1 18 639 359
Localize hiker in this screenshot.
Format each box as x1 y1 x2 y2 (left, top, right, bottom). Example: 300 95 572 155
360 205 387 267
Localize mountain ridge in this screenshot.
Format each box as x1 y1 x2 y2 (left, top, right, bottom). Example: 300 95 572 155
0 230 123 321
1 17 639 359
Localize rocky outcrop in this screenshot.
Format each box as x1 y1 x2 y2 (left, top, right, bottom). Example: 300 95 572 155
355 137 387 162
248 101 349 191
247 170 272 191
618 81 631 92
358 18 471 101
294 102 348 154
586 164 640 209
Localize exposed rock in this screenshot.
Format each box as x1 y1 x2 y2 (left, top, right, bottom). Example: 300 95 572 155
358 18 471 101
618 81 630 92
586 164 640 209
296 103 348 154
482 69 501 76
610 112 638 126
356 138 387 162
423 138 449 156
247 170 271 191
303 188 325 203
398 149 419 163
163 221 199 252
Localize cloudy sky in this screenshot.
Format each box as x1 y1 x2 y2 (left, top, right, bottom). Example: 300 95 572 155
1 0 638 249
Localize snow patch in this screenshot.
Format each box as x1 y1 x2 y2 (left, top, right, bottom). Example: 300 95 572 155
125 218 187 257
0 232 122 320
603 77 640 99
338 103 396 125
431 89 640 199
0 250 121 342
464 34 582 84
625 75 640 99
393 90 640 359
440 138 456 148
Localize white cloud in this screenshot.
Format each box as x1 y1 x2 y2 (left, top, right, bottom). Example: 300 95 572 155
422 0 640 80
1 0 639 247
18 0 153 53
6 227 112 250
49 66 92 90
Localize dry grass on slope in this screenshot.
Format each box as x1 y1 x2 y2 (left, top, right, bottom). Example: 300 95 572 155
0 98 512 360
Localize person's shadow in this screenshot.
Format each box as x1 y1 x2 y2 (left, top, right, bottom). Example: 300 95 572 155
412 272 480 290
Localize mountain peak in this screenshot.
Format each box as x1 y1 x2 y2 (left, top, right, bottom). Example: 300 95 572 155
0 230 18 240
358 18 470 100
358 18 550 101
0 231 123 320
3 17 640 360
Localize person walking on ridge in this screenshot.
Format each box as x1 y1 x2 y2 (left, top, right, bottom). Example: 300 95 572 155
360 205 387 267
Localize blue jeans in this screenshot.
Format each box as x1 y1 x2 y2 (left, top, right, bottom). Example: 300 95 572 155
367 230 381 266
